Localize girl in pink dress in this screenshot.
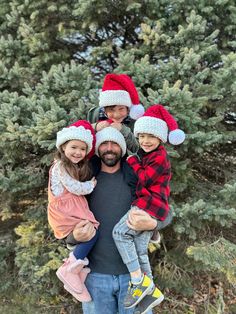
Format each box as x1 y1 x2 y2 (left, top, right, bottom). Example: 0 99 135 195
48 120 99 302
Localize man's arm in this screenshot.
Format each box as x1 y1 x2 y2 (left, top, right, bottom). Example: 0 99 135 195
126 208 157 231
72 220 96 242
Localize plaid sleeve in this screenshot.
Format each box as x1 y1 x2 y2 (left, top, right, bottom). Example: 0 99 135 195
137 155 166 187
127 153 167 184
126 155 141 172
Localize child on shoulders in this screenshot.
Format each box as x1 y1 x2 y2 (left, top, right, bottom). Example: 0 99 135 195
87 73 144 154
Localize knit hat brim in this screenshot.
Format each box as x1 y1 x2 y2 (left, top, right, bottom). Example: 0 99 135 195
95 127 127 156
134 116 168 143
99 90 132 108
56 126 93 154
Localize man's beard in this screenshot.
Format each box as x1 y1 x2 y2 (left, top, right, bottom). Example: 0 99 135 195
99 150 122 167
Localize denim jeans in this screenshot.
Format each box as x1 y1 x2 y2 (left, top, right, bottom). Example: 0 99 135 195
113 210 153 278
82 272 152 314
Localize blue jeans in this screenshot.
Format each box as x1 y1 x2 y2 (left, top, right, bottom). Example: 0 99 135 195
82 272 152 314
113 209 153 278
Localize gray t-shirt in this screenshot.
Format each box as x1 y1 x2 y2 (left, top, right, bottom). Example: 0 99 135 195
87 169 132 275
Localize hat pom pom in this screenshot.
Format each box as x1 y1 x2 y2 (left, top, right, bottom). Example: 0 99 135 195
169 129 185 145
129 104 145 120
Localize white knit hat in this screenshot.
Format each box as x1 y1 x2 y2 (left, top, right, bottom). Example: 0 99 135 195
134 104 185 145
56 121 94 154
95 127 127 156
99 73 145 120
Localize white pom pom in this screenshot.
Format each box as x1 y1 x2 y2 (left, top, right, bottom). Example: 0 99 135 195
129 104 145 120
168 129 185 145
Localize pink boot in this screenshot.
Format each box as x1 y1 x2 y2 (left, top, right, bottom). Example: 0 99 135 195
64 267 92 302
79 267 91 282
56 252 89 293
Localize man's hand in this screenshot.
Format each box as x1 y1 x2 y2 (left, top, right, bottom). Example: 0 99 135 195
73 220 96 242
126 209 157 231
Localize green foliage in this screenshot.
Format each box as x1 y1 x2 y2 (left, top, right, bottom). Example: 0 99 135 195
14 201 65 301
153 253 195 297
0 236 15 293
187 238 236 285
0 0 235 311
173 181 236 240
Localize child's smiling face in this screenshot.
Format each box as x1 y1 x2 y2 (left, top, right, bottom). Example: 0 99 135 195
138 133 161 153
105 105 129 123
62 140 87 164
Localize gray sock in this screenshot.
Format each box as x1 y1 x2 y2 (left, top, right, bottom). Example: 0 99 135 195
131 274 144 285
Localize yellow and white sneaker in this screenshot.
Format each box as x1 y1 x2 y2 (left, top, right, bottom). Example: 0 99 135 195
124 275 154 308
134 286 164 314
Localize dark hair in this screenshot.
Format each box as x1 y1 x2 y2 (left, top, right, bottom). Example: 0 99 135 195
104 105 129 111
55 143 92 182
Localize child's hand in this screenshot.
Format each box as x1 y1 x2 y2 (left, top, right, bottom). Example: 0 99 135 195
91 177 97 187
110 122 122 131
126 155 134 162
126 154 139 164
96 121 110 131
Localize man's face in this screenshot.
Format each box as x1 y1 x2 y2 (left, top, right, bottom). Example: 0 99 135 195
98 141 122 166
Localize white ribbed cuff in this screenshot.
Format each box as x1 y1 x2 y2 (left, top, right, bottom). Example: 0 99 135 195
134 116 168 143
99 90 132 108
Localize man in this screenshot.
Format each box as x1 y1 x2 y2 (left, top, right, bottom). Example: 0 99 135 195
72 127 157 314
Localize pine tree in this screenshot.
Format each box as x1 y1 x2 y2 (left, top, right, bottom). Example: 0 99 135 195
0 1 235 312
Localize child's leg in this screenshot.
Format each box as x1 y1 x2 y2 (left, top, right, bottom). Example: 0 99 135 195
112 210 153 308
113 210 152 280
123 231 154 309
56 229 98 293
133 226 165 313
112 211 141 276
134 230 153 278
73 228 99 260
130 234 151 284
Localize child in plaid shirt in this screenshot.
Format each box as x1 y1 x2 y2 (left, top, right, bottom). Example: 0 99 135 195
113 104 185 314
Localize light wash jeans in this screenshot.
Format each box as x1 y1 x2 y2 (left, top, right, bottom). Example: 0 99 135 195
82 272 152 314
112 209 153 278
113 207 173 277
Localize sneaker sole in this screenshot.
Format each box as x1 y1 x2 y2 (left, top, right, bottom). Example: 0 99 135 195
125 283 154 309
141 295 165 314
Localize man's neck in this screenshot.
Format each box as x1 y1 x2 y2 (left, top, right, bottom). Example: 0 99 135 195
101 161 121 173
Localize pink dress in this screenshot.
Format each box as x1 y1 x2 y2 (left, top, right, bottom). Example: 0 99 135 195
47 163 99 239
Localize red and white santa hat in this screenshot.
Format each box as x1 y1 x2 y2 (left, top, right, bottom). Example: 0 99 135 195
134 104 185 145
99 73 145 120
56 120 95 157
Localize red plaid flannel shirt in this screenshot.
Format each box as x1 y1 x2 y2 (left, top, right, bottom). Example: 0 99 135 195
127 145 171 221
